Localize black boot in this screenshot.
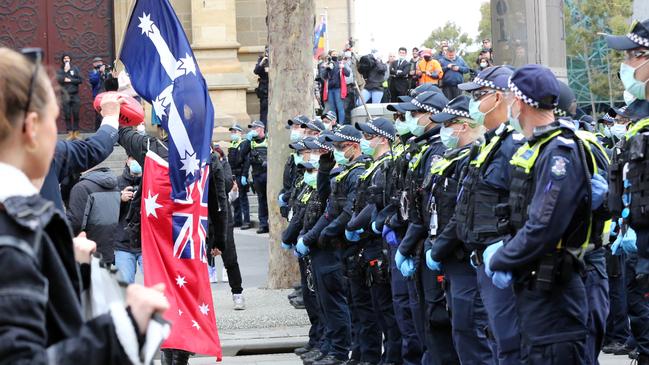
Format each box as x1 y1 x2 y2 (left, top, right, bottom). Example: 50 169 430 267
172 350 192 365
160 349 173 365
639 353 649 365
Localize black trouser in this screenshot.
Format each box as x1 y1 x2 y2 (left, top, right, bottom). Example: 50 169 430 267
222 213 243 294
389 79 409 102
252 173 268 228
300 257 327 350
442 85 461 100
259 95 268 126
63 94 81 132
233 177 250 225
343 86 356 125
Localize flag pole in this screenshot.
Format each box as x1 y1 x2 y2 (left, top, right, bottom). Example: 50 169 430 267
115 0 138 68
324 8 329 52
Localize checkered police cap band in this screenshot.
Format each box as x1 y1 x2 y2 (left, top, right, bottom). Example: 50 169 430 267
473 77 507 91
411 98 441 114
508 79 541 108
367 121 395 141
334 131 361 143
441 107 470 118
602 114 615 123
628 32 649 47
554 108 568 117
314 139 334 152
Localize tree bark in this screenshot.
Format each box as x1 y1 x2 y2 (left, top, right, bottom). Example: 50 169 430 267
265 0 315 289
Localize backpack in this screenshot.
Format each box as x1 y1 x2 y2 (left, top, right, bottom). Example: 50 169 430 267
358 54 376 79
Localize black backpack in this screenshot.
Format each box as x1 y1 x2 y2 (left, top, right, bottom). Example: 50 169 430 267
358 54 376 79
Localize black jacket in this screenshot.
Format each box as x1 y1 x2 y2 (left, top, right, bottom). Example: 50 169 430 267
116 167 141 253
56 66 83 96
227 140 245 176
208 155 229 252
66 168 120 264
364 61 388 91
0 194 136 364
253 56 269 97
320 61 351 90
389 59 411 80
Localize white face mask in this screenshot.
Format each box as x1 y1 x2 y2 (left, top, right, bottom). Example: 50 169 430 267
610 124 627 139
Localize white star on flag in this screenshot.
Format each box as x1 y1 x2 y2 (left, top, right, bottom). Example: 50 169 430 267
177 53 196 76
175 275 186 288
178 309 183 316
180 152 200 176
198 303 209 316
137 13 154 35
144 191 163 218
192 320 201 330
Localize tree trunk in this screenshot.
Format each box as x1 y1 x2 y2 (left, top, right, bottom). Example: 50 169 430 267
582 44 596 115
265 0 315 289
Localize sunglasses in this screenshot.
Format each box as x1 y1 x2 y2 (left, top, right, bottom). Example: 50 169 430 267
624 49 649 61
362 132 378 140
20 48 44 116
471 89 496 101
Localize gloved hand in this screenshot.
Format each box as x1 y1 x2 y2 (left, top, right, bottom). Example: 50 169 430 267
382 225 400 247
296 237 310 256
246 131 257 141
241 176 248 186
319 152 336 172
591 174 608 210
482 241 504 278
492 271 513 289
620 227 638 254
395 250 407 269
610 236 623 256
345 228 363 242
400 258 416 277
372 221 381 235
426 249 442 271
278 193 287 207
281 242 293 251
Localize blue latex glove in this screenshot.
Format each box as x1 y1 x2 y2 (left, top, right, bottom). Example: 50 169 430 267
400 258 416 277
372 221 381 235
296 237 310 256
345 229 362 242
395 250 407 269
426 249 442 271
241 176 248 186
278 193 287 207
610 237 622 256
620 227 638 254
482 241 504 278
281 242 293 251
591 174 608 210
492 271 513 289
382 225 400 247
246 130 258 141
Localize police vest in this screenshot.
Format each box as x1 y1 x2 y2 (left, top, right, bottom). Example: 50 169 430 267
289 175 305 211
428 147 471 236
402 142 442 221
331 160 367 215
300 184 323 231
355 153 393 213
609 117 649 229
455 126 517 246
250 138 268 169
508 127 596 253
228 139 244 172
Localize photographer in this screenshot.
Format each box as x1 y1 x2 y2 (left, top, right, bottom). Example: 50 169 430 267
89 57 116 130
115 156 143 284
358 51 387 104
320 49 350 124
253 46 269 125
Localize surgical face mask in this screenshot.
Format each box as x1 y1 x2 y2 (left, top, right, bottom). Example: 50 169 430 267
508 100 523 134
360 138 376 156
129 160 142 175
246 130 259 140
610 124 627 139
290 129 302 142
323 122 333 131
480 61 488 68
344 51 352 58
624 90 637 106
230 133 241 142
440 125 459 149
394 120 411 136
308 153 320 169
468 96 496 126
620 60 649 100
406 112 428 137
293 153 304 165
136 123 146 135
334 149 349 165
303 170 317 187
600 124 612 138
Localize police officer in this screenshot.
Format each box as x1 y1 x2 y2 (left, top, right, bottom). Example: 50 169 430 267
280 115 311 219
295 137 352 365
605 19 649 364
385 91 453 365
484 64 594 364
322 111 338 131
301 118 326 137
241 120 269 234
346 118 402 364
280 139 327 364
228 124 251 229
424 96 494 364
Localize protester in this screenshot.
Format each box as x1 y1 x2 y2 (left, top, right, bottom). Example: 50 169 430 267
358 51 387 104
389 47 411 102
56 53 83 140
439 47 469 99
342 50 359 123
115 156 143 284
89 56 112 130
416 49 443 86
67 167 121 265
408 47 421 89
254 46 269 125
0 46 169 364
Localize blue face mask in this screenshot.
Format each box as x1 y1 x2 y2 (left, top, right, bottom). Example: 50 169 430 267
308 154 320 169
610 124 627 139
508 100 523 134
360 138 376 156
247 130 259 140
394 120 411 136
469 95 496 126
293 153 304 166
129 160 142 175
405 112 427 137
440 125 459 149
230 133 241 142
303 171 317 188
620 60 649 100
290 129 302 142
334 149 349 165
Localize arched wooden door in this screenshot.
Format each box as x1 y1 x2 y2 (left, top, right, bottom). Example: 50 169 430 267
0 0 115 132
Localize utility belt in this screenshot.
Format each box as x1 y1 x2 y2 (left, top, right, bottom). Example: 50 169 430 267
302 256 316 293
470 247 487 268
342 247 390 287
516 249 586 292
318 236 346 251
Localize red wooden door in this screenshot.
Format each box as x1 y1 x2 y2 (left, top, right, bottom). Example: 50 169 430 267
0 0 114 132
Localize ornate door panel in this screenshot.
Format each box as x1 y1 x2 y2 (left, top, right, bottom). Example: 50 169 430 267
1 0 114 132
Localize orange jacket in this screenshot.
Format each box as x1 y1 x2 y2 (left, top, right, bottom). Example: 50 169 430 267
417 59 443 85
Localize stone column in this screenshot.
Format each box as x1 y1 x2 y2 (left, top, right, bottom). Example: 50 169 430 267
191 0 250 131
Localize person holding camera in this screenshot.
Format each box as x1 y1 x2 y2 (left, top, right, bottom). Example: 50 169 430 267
359 51 388 104
115 156 143 284
56 53 83 140
253 47 269 125
320 50 351 125
89 57 116 130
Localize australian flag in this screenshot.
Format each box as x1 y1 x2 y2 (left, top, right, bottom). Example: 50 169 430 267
120 0 214 201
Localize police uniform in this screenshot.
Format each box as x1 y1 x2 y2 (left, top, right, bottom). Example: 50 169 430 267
605 20 649 363
432 66 525 364
279 116 311 220
345 118 402 364
488 65 593 364
242 120 269 232
387 91 457 365
227 124 250 228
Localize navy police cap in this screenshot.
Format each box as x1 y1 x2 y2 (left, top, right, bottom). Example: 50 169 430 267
431 95 472 123
554 81 576 117
355 117 397 141
286 114 310 129
324 125 363 143
605 19 649 50
459 65 514 91
508 64 559 110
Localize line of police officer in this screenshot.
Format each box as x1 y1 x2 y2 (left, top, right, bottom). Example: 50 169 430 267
275 18 649 365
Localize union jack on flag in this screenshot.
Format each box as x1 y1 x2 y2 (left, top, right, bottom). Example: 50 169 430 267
172 163 209 263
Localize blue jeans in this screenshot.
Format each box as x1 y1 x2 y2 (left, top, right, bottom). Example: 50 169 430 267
361 89 384 104
327 88 346 125
115 250 143 284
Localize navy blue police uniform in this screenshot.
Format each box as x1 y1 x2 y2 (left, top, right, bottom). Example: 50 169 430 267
227 124 251 227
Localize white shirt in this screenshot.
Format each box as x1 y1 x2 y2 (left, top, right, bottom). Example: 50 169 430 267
0 162 38 203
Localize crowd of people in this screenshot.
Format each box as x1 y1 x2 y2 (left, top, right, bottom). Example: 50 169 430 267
274 19 649 365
